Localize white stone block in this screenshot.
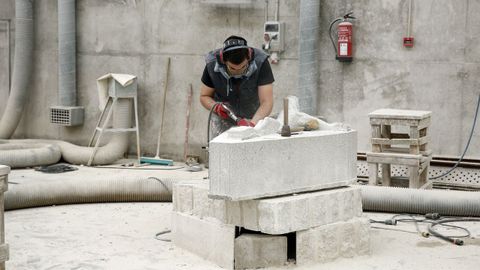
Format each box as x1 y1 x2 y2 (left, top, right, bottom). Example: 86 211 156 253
172 182 193 214
173 181 363 235
234 234 287 269
296 218 371 265
172 212 235 269
209 130 357 200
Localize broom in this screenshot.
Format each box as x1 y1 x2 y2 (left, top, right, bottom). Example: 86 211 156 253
140 57 173 166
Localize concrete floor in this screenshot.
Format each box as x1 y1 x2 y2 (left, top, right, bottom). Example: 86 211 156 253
4 166 480 270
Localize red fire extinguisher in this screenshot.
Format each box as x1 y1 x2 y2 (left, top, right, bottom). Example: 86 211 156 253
329 12 356 62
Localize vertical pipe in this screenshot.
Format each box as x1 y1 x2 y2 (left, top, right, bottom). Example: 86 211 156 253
0 20 11 90
275 0 279 21
6 20 9 92
0 0 34 139
264 0 268 22
407 0 412 37
297 0 320 115
58 0 76 106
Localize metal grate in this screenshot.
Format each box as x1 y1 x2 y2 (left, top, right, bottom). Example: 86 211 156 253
50 106 84 126
50 108 71 125
357 160 480 188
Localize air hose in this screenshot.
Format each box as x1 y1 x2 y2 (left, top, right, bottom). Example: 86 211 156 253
430 93 480 180
428 218 479 246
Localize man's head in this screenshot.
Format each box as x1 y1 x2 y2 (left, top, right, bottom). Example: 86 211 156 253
222 36 250 63
222 36 251 76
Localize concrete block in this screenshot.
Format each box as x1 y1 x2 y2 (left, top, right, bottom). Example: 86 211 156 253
296 218 371 265
174 181 363 234
172 182 194 214
234 234 287 269
172 212 235 269
209 130 357 200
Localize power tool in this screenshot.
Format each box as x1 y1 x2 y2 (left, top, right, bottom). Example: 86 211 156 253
220 103 240 123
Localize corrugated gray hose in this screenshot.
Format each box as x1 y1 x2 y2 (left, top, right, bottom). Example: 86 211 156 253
0 143 61 168
5 177 173 211
0 0 34 138
360 185 480 217
0 99 131 167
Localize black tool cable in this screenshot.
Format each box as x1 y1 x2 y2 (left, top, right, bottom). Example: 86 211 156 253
369 213 479 245
430 93 480 180
428 218 479 246
206 103 218 146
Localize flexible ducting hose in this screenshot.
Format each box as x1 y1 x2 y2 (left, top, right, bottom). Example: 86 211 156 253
360 185 480 217
5 177 174 210
297 0 320 115
56 99 130 165
0 0 34 138
0 143 61 167
0 99 131 166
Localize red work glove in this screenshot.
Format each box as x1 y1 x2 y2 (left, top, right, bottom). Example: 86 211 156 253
237 118 255 127
213 103 230 119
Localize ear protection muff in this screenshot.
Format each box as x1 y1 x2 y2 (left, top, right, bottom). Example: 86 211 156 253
216 38 254 64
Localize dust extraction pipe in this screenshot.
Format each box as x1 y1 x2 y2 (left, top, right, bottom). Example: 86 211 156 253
0 99 131 166
297 0 320 116
360 185 480 217
0 0 34 138
58 0 76 106
5 177 173 210
0 143 61 168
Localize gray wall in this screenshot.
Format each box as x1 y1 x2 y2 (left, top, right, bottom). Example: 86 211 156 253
0 0 479 161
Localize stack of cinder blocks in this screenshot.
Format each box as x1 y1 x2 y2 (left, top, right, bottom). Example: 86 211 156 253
172 130 370 269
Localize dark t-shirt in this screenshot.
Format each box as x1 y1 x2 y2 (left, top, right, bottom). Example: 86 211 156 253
201 60 275 89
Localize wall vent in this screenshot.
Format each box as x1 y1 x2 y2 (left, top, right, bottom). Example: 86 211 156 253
50 106 84 126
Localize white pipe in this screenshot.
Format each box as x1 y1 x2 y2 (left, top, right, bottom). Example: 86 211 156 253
407 0 412 37
264 0 268 22
0 0 34 138
275 0 279 21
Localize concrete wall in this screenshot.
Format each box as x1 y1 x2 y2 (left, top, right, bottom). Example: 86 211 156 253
0 0 479 161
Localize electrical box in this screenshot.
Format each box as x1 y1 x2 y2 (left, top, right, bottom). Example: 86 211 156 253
264 21 285 52
50 106 84 126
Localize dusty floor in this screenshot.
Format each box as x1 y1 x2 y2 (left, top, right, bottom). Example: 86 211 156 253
4 166 480 270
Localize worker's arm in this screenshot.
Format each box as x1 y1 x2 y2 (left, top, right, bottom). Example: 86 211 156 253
251 83 273 125
200 83 217 111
